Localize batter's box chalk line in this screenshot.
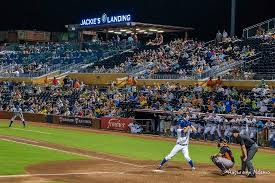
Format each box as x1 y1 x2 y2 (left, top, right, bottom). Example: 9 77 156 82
0 171 126 178
11 128 52 135
152 170 165 173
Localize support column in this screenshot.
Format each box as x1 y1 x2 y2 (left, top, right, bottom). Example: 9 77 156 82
230 0 236 37
184 31 188 41
79 31 84 49
105 29 109 40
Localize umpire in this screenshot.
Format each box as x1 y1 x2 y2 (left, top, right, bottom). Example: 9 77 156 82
232 129 258 178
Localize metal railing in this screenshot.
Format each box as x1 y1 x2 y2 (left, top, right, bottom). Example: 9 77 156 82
0 64 59 78
243 18 275 39
253 74 275 80
128 64 150 74
0 61 84 78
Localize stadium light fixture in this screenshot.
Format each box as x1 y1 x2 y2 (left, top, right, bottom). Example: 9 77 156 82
108 30 114 33
138 30 145 32
149 29 158 32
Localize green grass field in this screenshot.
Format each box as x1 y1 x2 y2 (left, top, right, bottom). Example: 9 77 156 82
0 120 274 175
0 139 85 175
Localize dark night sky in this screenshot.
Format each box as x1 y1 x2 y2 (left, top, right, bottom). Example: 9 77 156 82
1 0 274 40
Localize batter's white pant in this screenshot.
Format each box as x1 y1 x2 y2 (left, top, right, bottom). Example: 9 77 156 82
11 113 25 121
165 144 191 162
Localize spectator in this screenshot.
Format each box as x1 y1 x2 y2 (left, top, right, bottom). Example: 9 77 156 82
216 76 223 86
74 80 81 89
128 36 134 43
44 76 49 84
207 77 216 88
52 77 58 86
216 30 222 43
222 30 228 41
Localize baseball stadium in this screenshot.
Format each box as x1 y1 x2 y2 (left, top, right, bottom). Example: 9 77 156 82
0 0 275 182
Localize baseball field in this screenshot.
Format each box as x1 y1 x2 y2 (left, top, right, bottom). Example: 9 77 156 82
0 120 274 183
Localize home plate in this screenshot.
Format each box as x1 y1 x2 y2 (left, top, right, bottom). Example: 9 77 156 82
152 170 165 173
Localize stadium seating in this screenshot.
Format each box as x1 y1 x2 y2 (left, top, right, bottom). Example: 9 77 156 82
81 37 259 80
0 40 134 77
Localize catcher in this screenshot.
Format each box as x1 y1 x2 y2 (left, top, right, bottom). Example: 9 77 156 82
211 139 235 176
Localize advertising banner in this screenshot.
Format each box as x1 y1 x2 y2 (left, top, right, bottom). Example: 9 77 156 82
59 116 93 127
100 117 133 131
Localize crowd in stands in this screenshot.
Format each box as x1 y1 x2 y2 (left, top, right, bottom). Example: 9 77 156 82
0 40 133 77
89 33 257 79
0 42 80 75
0 78 274 146
88 29 275 81
1 30 273 80
254 26 275 40
146 33 164 46
0 26 274 80
0 77 274 119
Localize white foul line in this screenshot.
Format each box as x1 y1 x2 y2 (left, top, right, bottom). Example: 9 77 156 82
0 171 125 178
11 128 51 135
5 137 40 144
0 138 144 168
